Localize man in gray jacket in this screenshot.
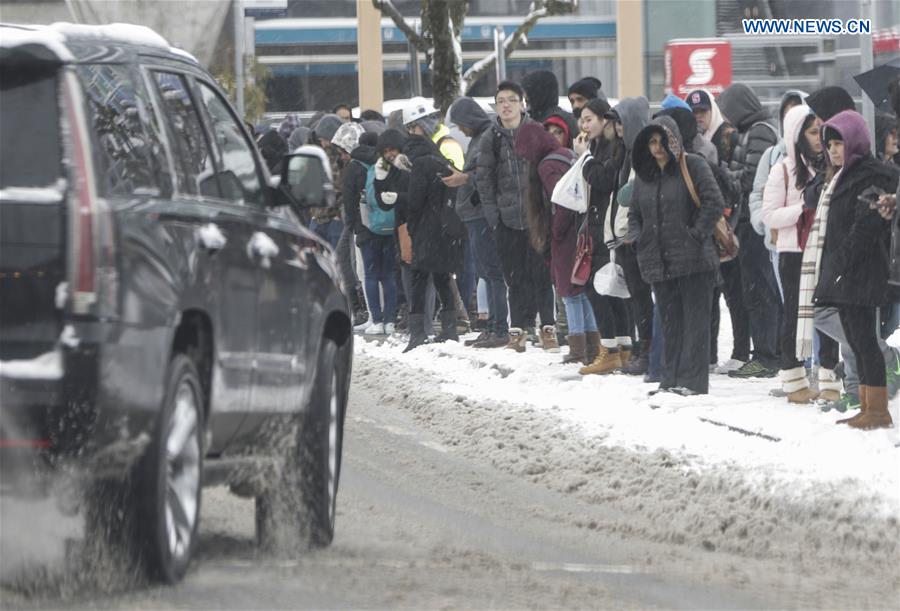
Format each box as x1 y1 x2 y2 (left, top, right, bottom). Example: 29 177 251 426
476 81 557 352
446 97 509 348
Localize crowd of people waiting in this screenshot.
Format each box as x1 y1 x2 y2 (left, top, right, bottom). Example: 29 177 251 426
253 71 900 432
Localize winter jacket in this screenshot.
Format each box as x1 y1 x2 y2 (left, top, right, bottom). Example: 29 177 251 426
476 114 534 231
603 98 651 245
582 136 625 269
515 123 579 297
628 116 724 284
341 142 379 242
717 84 779 221
814 110 899 307
311 144 344 223
449 97 492 222
404 135 464 274
761 104 816 253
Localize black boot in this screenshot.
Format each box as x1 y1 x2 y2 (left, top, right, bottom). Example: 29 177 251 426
620 339 649 375
403 314 428 353
434 310 459 343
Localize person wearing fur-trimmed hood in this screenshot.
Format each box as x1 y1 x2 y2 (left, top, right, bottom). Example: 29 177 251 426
628 116 724 396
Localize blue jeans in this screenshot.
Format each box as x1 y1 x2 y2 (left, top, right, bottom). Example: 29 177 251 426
310 218 344 251
562 293 597 335
457 234 477 312
360 236 397 324
466 218 509 336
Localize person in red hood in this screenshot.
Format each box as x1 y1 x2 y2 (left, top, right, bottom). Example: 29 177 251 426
543 114 572 149
515 122 596 364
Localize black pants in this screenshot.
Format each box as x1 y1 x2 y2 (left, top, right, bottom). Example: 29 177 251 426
411 269 455 318
737 222 781 364
839 306 886 387
713 257 750 362
778 252 804 371
654 271 715 394
589 291 631 339
495 223 555 330
616 244 652 343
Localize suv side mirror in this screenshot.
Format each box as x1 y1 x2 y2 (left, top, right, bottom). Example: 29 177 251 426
274 149 335 210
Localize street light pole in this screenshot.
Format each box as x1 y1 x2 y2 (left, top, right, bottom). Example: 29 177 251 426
494 26 506 84
859 0 875 153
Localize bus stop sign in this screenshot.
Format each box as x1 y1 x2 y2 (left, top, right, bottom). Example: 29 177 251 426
665 39 732 97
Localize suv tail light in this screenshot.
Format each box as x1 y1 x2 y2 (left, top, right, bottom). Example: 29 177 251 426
62 71 116 316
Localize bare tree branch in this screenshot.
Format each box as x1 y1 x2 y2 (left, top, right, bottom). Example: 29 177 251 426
462 0 576 94
371 0 429 52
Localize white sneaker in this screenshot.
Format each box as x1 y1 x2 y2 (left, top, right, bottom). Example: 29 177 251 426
384 323 395 335
364 322 385 335
714 358 746 374
354 318 372 332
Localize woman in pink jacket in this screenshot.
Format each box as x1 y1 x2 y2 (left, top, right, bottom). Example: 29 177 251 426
762 104 837 404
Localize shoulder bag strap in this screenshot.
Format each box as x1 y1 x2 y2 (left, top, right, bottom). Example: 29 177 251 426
679 154 701 209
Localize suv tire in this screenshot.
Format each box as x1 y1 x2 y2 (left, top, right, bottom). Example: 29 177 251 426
256 338 343 550
135 354 204 583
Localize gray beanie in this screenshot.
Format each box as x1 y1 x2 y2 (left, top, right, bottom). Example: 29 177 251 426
288 126 310 150
414 115 440 138
314 113 344 142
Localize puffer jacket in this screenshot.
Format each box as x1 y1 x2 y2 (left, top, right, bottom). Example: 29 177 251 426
814 111 899 307
476 114 535 231
628 116 724 284
448 97 492 222
342 142 379 241
762 104 816 253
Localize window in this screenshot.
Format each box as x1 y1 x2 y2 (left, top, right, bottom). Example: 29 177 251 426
196 82 263 206
152 71 220 198
0 63 62 189
76 64 163 196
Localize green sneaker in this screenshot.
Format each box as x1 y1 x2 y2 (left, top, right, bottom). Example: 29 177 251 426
727 359 778 379
885 349 900 399
818 393 860 413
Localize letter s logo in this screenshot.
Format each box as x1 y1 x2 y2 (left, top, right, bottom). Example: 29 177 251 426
686 48 717 86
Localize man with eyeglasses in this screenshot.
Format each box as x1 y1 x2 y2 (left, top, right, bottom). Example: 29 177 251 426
477 80 558 353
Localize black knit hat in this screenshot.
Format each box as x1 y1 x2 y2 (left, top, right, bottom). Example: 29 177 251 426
806 86 856 122
567 77 602 100
376 128 407 153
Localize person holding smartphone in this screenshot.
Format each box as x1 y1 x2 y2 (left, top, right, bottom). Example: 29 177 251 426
800 110 899 429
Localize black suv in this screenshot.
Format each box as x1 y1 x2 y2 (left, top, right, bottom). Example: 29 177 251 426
0 23 352 582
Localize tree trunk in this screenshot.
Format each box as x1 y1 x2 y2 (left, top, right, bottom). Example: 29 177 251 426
422 0 467 115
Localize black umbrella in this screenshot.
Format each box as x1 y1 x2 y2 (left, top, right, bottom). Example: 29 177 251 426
854 58 900 112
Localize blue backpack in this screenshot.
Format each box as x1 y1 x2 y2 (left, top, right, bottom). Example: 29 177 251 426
355 160 395 236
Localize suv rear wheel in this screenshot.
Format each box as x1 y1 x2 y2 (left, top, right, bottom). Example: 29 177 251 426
256 338 343 550
135 354 204 582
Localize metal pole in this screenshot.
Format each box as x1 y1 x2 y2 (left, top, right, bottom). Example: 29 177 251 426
494 26 506 84
409 37 422 97
859 0 875 154
234 0 245 117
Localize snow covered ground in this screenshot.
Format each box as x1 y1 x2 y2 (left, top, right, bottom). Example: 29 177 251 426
356 311 900 523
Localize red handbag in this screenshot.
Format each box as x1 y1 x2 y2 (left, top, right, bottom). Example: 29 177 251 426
571 214 593 286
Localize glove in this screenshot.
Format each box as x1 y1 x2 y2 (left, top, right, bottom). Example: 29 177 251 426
374 160 389 180
381 191 398 205
393 154 412 171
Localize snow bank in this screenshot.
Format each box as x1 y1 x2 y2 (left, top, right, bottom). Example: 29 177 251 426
357 331 900 520
353 342 900 577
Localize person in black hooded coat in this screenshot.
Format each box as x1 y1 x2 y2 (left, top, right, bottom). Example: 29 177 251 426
628 116 724 395
522 70 578 139
401 134 465 351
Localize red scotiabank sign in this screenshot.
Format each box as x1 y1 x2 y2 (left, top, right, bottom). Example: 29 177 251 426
665 38 732 98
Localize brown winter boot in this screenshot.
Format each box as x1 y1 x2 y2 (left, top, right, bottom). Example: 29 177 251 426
584 331 601 362
562 335 587 364
837 385 867 425
539 325 561 353
506 327 527 353
579 346 622 376
846 386 893 429
817 368 842 403
618 345 632 368
781 366 819 404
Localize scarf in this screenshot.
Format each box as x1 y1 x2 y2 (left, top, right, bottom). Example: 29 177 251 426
796 170 841 359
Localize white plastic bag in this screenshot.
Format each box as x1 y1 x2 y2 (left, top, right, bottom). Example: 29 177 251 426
550 150 590 213
593 250 630 298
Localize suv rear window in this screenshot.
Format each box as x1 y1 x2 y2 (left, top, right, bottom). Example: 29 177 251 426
0 63 63 189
